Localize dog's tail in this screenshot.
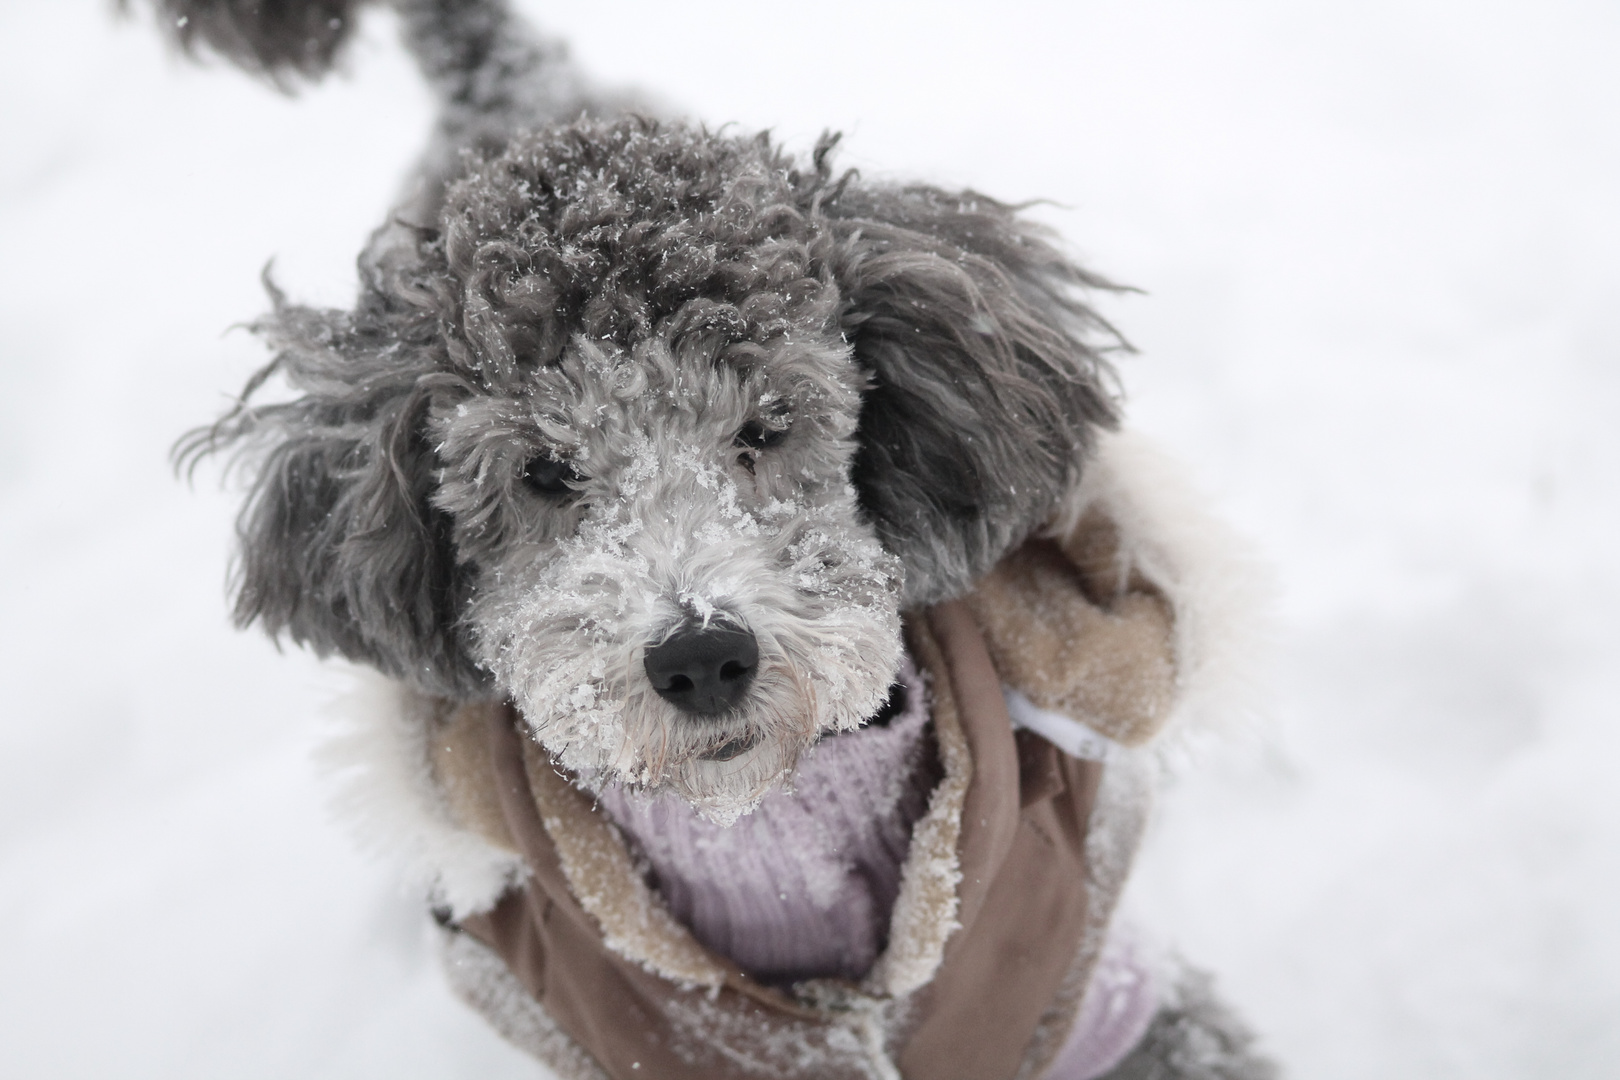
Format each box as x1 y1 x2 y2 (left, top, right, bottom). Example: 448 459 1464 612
130 0 363 83
131 1 610 136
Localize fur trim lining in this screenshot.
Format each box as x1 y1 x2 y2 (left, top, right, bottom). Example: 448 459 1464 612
1048 430 1273 752
863 616 973 996
318 671 525 919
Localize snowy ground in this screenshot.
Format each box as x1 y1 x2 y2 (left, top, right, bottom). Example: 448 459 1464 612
2 1 1617 1077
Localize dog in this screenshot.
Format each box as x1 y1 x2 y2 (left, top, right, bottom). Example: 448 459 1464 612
144 2 1279 1077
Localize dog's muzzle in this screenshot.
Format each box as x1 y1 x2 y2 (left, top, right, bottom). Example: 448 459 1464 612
643 622 759 717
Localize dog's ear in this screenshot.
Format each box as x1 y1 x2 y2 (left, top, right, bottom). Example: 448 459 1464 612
182 283 486 697
816 177 1125 607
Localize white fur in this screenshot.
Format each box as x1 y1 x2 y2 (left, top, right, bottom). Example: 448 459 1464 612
317 670 525 918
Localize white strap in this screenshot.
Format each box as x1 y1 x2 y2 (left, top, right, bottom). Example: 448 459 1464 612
1002 687 1116 761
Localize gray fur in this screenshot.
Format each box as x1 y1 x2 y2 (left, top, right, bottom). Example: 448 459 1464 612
823 181 1124 605
1096 966 1281 1080
176 1 1124 723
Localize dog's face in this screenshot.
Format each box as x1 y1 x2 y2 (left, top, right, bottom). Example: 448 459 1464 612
210 119 1117 816
432 300 901 820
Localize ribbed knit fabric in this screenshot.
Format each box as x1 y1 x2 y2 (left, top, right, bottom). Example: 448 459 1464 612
595 654 936 986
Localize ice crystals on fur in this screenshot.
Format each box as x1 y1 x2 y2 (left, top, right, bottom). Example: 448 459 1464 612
434 334 902 822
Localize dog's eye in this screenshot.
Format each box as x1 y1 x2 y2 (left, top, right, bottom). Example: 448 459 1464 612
522 455 582 498
734 420 788 451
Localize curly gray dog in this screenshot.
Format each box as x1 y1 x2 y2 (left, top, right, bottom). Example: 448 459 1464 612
145 2 1279 1078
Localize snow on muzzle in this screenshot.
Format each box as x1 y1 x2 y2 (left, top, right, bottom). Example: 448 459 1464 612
470 462 904 817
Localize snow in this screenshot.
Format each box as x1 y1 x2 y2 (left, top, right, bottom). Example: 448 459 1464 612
2 1 1616 1077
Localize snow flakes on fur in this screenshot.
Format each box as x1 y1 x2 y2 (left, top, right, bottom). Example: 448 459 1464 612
185 115 1125 719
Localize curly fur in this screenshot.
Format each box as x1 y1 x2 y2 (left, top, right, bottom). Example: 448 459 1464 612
165 0 1125 813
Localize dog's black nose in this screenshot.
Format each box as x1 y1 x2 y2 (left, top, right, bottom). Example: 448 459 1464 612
643 623 759 716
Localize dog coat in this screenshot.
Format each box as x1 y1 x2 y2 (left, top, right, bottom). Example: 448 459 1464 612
359 432 1258 1080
